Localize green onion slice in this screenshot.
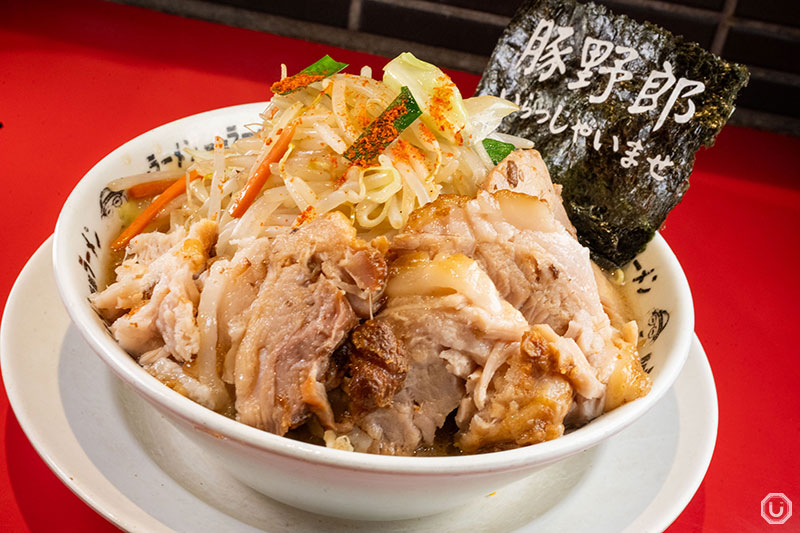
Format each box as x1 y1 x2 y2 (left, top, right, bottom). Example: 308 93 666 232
344 86 422 167
482 138 516 165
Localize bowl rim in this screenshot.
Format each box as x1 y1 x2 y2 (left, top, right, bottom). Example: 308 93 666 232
53 103 695 476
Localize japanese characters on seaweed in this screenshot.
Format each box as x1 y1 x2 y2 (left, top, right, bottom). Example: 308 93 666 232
478 0 748 267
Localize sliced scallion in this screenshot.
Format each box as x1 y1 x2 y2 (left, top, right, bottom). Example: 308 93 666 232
344 86 422 167
482 138 516 165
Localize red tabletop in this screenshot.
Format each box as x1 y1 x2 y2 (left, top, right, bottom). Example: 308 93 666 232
1 1 798 531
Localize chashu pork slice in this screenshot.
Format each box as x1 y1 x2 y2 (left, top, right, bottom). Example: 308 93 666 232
456 327 573 453
91 219 217 363
393 191 612 369
232 212 387 436
330 252 606 455
90 219 225 411
391 157 651 424
331 252 533 455
482 149 576 236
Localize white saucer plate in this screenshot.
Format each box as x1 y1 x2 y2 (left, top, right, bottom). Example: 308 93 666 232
1 238 717 532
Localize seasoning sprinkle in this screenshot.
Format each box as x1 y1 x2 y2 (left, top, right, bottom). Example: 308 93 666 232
343 86 422 167
270 55 349 95
271 74 325 95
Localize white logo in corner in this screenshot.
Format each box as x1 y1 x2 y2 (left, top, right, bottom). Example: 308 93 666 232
762 493 792 525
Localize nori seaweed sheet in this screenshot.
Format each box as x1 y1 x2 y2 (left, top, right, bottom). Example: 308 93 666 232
477 0 748 267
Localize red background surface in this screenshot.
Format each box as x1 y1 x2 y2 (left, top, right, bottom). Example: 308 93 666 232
1 1 798 530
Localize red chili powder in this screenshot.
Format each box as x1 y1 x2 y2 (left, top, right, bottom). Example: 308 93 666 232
348 101 408 167
428 81 454 132
293 205 316 228
271 74 325 95
391 139 425 167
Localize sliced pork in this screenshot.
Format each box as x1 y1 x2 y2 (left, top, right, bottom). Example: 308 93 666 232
456 328 574 453
320 150 652 453
482 149 576 236
392 190 617 389
332 253 542 455
231 212 387 435
90 219 224 410
389 152 651 427
396 191 601 335
91 219 217 361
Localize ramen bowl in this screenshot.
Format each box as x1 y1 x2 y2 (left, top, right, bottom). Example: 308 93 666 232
53 103 694 520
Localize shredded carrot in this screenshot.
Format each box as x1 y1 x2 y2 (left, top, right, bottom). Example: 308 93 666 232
228 122 297 218
111 170 200 251
127 178 180 199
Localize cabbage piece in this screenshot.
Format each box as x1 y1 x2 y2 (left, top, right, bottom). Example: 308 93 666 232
462 95 519 146
383 53 468 144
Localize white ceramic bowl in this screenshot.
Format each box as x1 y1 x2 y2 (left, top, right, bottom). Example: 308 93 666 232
53 103 694 521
